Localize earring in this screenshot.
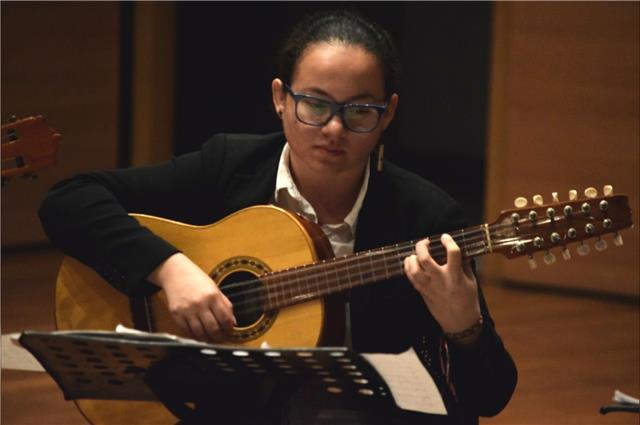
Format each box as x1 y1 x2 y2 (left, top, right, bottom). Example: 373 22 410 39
277 109 283 118
376 144 385 172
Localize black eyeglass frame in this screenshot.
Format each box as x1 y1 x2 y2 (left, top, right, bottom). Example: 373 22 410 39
283 84 389 133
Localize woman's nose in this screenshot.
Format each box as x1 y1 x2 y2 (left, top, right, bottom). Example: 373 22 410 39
321 113 348 137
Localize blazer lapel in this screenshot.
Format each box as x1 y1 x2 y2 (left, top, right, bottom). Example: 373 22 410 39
221 146 281 215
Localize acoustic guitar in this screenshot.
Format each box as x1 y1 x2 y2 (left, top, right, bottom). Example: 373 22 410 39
55 187 632 424
1 115 61 186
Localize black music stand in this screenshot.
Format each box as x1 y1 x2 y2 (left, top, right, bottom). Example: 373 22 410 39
18 330 407 424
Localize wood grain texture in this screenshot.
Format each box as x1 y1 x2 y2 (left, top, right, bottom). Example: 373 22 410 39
1 3 120 247
130 3 176 166
480 283 639 425
484 2 639 296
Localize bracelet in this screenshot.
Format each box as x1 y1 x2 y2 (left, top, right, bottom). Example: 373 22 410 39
444 316 484 341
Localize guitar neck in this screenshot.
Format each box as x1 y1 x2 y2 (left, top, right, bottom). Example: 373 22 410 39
261 224 490 310
247 193 633 311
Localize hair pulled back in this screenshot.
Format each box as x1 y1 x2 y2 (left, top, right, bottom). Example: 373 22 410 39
278 10 400 98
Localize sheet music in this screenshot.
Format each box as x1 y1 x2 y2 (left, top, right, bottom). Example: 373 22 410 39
1 333 44 372
363 347 447 415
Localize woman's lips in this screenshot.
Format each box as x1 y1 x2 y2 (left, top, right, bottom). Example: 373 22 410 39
314 146 345 156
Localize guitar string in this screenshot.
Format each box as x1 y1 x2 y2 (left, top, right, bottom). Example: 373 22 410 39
222 220 511 295
228 237 490 315
195 213 584 318
224 226 488 293
223 231 492 315
217 219 527 311
224 213 587 316
221 211 580 309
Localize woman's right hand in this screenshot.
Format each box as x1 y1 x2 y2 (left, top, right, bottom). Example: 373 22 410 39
147 253 236 342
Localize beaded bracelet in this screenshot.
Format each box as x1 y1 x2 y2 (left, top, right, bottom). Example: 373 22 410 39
444 316 484 341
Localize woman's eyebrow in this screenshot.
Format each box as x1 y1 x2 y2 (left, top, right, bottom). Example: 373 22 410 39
300 86 379 103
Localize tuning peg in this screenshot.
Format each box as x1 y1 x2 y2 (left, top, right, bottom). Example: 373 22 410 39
594 239 608 252
584 187 598 199
533 194 544 206
514 197 528 208
577 243 590 256
552 192 559 203
569 190 578 201
543 252 556 265
614 233 624 247
561 248 571 260
527 256 538 270
603 185 613 196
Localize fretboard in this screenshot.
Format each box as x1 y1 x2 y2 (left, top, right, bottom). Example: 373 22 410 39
260 224 489 310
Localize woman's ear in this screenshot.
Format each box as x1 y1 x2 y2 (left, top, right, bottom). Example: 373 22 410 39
380 93 399 131
272 78 286 118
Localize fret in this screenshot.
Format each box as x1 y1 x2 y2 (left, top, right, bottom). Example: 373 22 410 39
275 272 284 308
343 255 354 290
459 228 469 258
332 259 341 294
283 273 292 304
383 248 391 279
395 244 404 276
298 265 312 300
304 265 316 298
290 268 301 301
318 260 330 297
481 224 491 254
311 261 318 297
302 269 317 304
373 249 388 281
321 259 331 297
262 223 498 310
355 251 365 286
263 274 276 310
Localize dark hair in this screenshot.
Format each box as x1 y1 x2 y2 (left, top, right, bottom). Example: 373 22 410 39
277 10 400 98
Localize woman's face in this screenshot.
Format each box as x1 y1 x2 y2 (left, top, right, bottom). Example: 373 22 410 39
272 42 398 179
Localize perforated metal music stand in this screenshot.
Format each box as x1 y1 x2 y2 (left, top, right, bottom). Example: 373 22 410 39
18 330 398 424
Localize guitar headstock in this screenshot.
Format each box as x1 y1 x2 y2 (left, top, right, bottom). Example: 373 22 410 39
1 115 61 185
488 186 633 268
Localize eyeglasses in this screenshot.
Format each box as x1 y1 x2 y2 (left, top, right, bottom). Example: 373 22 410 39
284 84 388 133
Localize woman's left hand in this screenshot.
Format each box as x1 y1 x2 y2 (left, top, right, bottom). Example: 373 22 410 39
404 233 482 345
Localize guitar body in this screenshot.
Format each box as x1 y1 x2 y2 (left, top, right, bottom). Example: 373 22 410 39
55 205 340 424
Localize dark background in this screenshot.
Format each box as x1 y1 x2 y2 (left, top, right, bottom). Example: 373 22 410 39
163 2 493 225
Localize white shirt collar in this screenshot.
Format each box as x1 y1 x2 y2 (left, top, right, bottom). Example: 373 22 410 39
273 143 370 234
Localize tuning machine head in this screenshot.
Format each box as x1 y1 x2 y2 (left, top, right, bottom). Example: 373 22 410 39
576 243 591 256
584 187 598 199
614 233 624 247
514 197 528 208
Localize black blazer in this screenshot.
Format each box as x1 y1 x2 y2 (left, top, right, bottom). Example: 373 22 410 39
39 132 516 419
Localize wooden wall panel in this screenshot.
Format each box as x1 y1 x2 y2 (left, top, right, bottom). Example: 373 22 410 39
1 2 120 247
130 2 175 166
484 2 639 296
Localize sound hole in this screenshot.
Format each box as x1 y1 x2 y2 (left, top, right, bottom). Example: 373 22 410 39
219 271 264 327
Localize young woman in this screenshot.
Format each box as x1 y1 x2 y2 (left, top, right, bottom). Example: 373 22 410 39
40 9 516 423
